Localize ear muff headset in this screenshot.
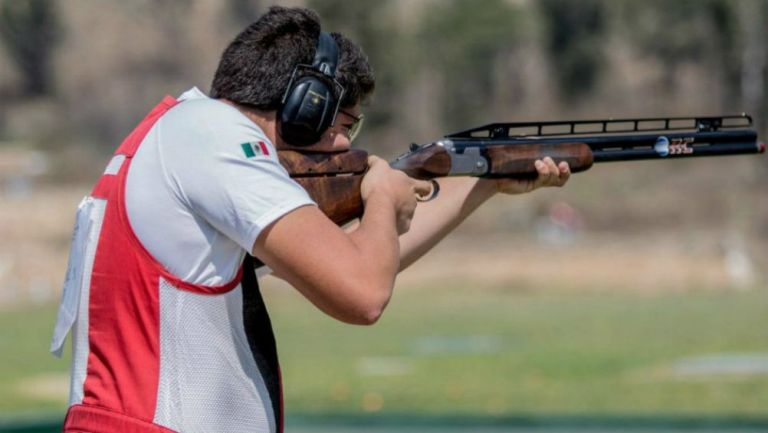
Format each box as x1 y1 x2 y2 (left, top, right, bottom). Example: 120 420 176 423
279 31 346 146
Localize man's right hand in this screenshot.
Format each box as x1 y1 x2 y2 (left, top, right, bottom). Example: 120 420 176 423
252 156 433 325
361 155 433 235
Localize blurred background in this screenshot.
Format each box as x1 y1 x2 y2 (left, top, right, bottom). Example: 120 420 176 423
0 0 766 431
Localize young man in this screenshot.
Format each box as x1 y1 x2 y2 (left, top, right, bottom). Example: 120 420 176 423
52 6 569 433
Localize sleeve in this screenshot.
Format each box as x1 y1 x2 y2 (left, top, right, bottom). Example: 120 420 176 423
165 103 316 252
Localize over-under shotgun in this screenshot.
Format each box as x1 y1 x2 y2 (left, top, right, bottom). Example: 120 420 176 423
278 114 765 226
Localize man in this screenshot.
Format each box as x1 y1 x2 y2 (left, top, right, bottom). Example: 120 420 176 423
51 6 569 433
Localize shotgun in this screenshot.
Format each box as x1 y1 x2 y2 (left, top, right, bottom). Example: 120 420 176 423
278 114 765 226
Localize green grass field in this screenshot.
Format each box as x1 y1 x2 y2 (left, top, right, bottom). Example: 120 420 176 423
1 283 766 420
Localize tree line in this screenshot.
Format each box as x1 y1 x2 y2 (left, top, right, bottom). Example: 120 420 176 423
0 0 765 159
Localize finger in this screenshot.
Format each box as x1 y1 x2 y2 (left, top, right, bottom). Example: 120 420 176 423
367 155 384 166
415 180 440 202
543 157 560 180
556 161 571 186
543 157 558 173
544 157 566 185
413 179 437 202
535 159 556 185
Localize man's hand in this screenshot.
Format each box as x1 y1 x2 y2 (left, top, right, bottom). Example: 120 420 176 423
361 156 433 234
494 156 571 194
252 155 435 325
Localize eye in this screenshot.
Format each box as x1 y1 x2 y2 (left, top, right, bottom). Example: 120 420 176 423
336 109 364 142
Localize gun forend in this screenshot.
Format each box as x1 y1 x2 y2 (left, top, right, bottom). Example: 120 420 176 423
484 142 594 178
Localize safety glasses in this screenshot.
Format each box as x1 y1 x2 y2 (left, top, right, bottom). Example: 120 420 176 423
338 109 365 142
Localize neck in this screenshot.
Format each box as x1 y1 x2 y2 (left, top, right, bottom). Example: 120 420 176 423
221 99 283 148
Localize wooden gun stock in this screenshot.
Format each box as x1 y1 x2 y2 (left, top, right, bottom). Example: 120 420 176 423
278 149 368 226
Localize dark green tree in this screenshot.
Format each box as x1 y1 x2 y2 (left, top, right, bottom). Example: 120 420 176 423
538 0 606 103
620 0 740 100
0 0 59 97
419 0 524 128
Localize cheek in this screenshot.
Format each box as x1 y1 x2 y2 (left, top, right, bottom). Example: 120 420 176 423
301 130 350 152
333 132 351 150
324 129 351 151
308 131 334 150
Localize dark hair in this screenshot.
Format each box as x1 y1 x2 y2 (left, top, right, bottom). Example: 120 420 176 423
210 6 375 109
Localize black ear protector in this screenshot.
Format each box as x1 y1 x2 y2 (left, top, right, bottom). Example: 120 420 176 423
278 31 346 146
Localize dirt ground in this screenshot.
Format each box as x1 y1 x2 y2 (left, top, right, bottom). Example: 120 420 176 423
1 184 763 310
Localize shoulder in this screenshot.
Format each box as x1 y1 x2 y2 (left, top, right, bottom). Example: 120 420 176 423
166 91 261 137
158 88 276 160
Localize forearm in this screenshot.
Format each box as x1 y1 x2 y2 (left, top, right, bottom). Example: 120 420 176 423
254 199 402 325
347 194 401 292
273 155 425 325
398 177 497 270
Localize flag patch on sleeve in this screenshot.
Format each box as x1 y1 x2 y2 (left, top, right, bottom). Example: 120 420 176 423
241 141 270 158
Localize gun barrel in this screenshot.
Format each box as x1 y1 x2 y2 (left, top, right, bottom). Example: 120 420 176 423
447 129 761 168
444 115 763 167
592 140 762 162
584 129 762 162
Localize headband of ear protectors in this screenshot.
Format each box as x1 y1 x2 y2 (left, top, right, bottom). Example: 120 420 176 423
279 31 346 146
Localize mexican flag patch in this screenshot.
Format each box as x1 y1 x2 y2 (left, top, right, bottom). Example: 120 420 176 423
241 141 270 158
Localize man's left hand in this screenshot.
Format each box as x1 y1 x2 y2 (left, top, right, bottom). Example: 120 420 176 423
494 156 570 195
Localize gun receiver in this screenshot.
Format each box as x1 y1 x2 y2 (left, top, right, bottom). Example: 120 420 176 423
280 114 764 225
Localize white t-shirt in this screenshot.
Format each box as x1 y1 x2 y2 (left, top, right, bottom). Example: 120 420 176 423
125 87 315 285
